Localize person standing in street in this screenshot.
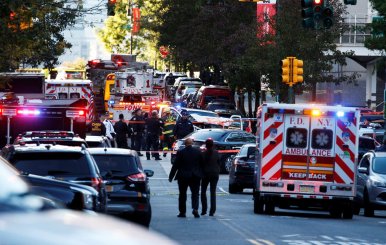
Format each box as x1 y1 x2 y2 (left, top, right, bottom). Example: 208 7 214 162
145 110 163 160
89 114 106 136
129 108 145 156
169 138 204 218
103 114 116 148
200 138 220 216
161 108 176 157
114 114 129 149
173 111 194 140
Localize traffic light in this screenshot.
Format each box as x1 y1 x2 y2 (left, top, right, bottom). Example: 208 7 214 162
343 0 357 5
313 0 323 29
107 0 116 16
281 58 291 85
301 0 314 28
322 4 333 29
292 59 304 84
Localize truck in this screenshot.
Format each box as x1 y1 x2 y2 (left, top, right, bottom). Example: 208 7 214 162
107 69 161 121
253 103 360 219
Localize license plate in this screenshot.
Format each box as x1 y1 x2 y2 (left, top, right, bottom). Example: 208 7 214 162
300 185 314 193
106 185 114 192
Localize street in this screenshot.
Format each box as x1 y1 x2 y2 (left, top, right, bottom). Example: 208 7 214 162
143 156 386 245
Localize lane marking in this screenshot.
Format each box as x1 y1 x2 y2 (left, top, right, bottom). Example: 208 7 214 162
218 187 229 194
247 239 263 245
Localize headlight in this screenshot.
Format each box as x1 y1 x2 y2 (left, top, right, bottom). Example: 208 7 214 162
370 178 386 188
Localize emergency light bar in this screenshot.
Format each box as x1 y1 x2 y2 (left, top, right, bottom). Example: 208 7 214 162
17 109 40 116
267 108 354 118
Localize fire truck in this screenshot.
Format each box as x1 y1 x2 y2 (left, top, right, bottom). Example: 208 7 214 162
44 79 95 123
254 103 360 219
108 69 161 121
0 98 88 147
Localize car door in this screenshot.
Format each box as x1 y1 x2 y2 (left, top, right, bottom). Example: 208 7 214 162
357 154 371 202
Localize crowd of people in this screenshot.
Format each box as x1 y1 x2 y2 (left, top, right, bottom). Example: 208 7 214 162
89 107 194 160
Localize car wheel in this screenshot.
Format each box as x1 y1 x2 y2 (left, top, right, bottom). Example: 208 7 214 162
254 197 264 214
229 184 240 194
225 156 234 173
342 204 354 219
265 201 275 214
329 205 342 218
364 190 374 217
220 156 229 174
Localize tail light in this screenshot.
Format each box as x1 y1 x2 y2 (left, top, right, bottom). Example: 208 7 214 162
234 159 247 171
78 110 85 116
127 172 146 182
91 177 103 191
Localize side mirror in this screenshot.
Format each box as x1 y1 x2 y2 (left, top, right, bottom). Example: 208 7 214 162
358 167 369 175
144 169 154 177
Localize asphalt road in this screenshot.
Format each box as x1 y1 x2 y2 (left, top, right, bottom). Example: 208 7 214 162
142 156 386 245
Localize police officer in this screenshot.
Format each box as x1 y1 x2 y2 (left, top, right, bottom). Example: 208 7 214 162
114 114 129 149
161 108 176 157
103 113 116 148
129 108 145 156
89 114 106 136
173 110 194 140
145 110 163 160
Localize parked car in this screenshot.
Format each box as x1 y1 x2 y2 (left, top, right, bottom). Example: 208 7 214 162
13 131 88 147
356 151 386 217
228 144 257 193
3 144 107 212
190 85 233 110
358 136 376 162
171 129 256 173
88 148 154 227
174 82 201 102
22 173 101 212
205 99 242 118
164 72 187 100
85 135 110 148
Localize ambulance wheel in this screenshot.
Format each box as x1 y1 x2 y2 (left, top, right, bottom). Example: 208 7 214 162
342 208 353 219
265 201 275 214
353 205 361 215
254 198 264 214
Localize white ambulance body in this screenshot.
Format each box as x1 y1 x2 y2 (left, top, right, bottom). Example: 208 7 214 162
254 103 360 219
44 80 95 122
108 70 161 121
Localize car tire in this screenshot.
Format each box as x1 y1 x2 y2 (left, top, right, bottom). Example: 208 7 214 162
342 204 354 219
220 156 229 174
265 201 275 214
329 205 342 218
224 156 234 173
254 196 264 214
364 191 374 217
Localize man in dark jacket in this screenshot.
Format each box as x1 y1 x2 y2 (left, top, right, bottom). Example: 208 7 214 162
169 138 204 218
173 111 194 140
114 114 129 149
129 108 145 156
145 110 164 160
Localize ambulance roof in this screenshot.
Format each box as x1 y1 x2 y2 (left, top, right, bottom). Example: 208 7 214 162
263 103 358 112
45 80 92 84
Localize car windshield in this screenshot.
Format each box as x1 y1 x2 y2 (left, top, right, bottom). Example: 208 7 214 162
11 153 91 176
186 131 227 141
92 155 140 176
207 104 235 110
189 110 219 118
372 157 386 174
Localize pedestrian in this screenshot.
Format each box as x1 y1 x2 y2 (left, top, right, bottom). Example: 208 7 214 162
103 114 116 147
114 114 129 149
89 114 106 136
129 108 145 156
169 138 204 218
145 110 163 160
161 108 176 157
200 138 220 216
173 110 194 140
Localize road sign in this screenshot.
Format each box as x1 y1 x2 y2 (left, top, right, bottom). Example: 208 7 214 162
2 109 17 116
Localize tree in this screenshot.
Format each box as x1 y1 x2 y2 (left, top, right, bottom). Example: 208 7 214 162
365 0 386 52
0 0 81 71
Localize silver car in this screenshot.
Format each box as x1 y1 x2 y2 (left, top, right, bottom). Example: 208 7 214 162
356 151 386 216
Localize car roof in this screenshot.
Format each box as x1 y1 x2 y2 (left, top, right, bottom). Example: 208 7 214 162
370 151 386 157
87 147 137 156
12 144 86 153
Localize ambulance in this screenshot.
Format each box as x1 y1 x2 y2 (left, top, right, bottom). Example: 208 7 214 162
44 80 95 123
108 69 161 121
254 103 360 219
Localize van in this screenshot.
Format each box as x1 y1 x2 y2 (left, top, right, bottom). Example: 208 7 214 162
193 85 233 109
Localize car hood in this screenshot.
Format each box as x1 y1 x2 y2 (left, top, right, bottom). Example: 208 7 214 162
0 210 178 245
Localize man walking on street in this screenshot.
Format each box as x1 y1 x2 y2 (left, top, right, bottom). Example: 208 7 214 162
129 108 145 156
145 110 163 160
103 114 116 148
173 110 194 140
114 114 129 149
169 138 204 218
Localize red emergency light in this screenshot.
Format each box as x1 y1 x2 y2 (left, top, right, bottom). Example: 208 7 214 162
17 109 40 116
78 110 85 116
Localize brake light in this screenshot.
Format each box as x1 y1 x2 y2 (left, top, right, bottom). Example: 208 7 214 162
127 172 146 182
17 109 40 115
78 110 85 116
91 177 103 191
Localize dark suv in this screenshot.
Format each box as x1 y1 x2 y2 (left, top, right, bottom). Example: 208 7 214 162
2 144 106 212
88 148 154 227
